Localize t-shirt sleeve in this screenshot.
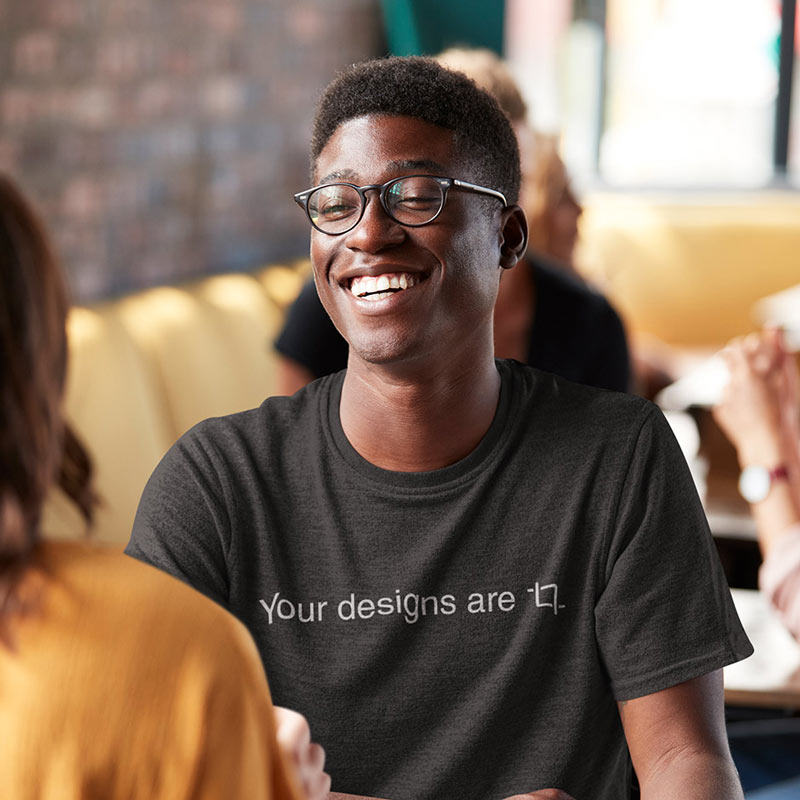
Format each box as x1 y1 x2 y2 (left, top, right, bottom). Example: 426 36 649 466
126 428 231 607
594 405 753 700
274 278 348 379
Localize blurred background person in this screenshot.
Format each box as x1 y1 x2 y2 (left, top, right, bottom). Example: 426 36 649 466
0 173 328 800
713 328 800 638
713 327 800 799
275 48 631 396
520 130 583 274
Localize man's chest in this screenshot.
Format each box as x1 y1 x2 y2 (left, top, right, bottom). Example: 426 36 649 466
224 480 607 694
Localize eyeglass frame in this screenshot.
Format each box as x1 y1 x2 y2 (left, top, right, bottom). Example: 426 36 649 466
293 174 508 236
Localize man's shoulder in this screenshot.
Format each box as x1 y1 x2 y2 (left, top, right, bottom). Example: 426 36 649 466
512 358 646 411
507 359 654 441
133 375 342 504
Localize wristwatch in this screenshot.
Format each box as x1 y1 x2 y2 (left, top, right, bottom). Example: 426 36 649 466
738 464 789 503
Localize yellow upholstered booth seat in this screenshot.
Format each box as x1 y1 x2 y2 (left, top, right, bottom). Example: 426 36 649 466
43 264 306 545
579 192 800 347
115 274 283 438
254 259 310 311
42 306 174 543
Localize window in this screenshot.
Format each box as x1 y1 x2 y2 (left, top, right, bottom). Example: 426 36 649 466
506 0 797 188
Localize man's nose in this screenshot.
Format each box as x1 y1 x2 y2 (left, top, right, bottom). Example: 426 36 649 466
343 191 404 250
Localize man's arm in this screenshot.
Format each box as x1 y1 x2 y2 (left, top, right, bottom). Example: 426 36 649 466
618 671 743 799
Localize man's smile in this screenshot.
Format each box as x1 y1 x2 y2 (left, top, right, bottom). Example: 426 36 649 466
347 271 425 301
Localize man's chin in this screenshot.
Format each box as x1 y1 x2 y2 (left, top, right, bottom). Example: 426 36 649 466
345 333 430 371
348 343 414 367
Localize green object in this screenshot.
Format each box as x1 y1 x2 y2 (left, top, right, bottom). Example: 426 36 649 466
379 0 505 56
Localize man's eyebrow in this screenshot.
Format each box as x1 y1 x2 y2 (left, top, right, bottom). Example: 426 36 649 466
318 169 357 184
388 159 447 173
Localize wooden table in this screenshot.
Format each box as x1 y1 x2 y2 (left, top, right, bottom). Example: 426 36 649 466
724 589 800 708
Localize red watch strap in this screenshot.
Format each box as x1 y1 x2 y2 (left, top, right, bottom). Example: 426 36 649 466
770 465 789 482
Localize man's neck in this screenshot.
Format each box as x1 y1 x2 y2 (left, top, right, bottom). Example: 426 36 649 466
339 352 501 472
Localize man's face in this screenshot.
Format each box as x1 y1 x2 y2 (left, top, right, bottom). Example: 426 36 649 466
310 114 505 370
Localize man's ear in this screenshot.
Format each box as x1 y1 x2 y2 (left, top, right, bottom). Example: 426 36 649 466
498 205 528 270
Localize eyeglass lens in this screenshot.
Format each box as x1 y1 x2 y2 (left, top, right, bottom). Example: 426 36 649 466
308 176 444 233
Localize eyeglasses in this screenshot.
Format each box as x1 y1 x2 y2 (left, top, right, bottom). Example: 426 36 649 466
293 174 507 235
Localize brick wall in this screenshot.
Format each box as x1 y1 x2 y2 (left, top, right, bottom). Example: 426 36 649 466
0 0 384 302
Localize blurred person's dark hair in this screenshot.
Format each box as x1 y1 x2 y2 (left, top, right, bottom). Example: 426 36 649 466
0 174 96 640
310 55 521 205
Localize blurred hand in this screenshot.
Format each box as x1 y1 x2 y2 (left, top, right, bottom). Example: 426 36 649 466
503 790 577 800
274 706 331 800
713 328 799 467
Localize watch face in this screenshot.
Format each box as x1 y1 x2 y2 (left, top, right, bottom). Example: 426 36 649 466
739 465 770 503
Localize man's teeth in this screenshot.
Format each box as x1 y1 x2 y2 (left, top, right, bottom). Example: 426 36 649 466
349 273 418 299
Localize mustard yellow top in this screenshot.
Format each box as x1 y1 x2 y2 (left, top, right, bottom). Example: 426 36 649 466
0 541 303 800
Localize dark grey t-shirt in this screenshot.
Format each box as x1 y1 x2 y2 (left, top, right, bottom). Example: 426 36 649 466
127 360 751 800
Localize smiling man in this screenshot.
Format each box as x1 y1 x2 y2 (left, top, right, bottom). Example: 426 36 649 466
127 58 751 800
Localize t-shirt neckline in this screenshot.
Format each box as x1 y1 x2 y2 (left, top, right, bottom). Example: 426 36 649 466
324 359 520 491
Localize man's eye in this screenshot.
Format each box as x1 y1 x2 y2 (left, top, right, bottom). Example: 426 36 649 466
394 195 439 209
320 201 358 219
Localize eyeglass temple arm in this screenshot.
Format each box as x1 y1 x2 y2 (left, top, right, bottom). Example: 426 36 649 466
452 179 508 207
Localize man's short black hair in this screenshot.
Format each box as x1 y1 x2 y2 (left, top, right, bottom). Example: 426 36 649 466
311 56 520 204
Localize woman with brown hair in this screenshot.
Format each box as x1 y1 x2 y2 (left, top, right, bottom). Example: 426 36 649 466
0 174 327 800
